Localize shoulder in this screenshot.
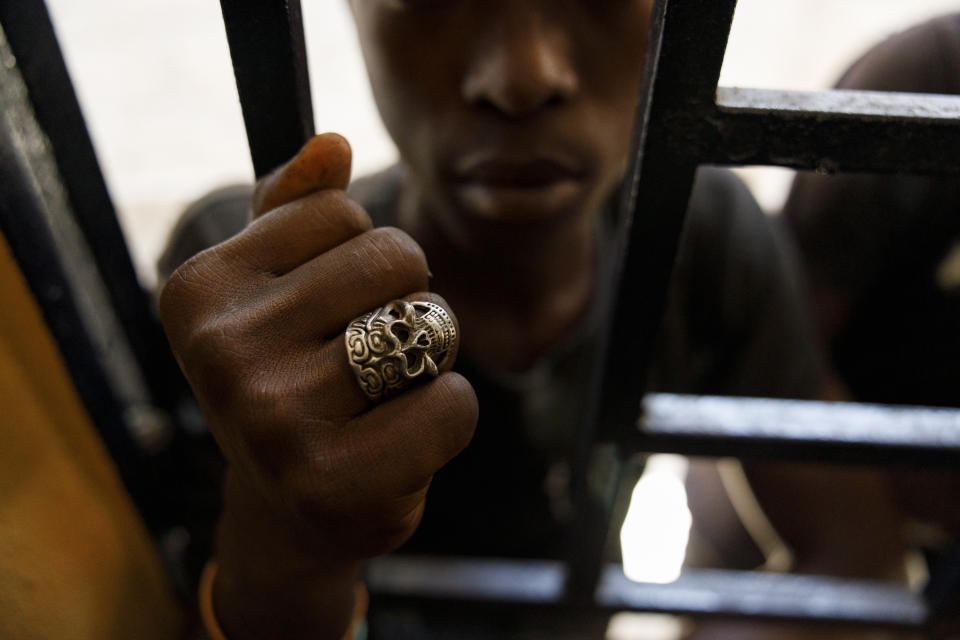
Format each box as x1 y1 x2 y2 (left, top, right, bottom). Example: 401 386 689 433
681 167 802 313
682 166 786 281
835 13 960 94
652 168 822 398
783 13 960 289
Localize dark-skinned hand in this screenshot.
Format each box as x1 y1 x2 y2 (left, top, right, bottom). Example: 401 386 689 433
159 133 478 640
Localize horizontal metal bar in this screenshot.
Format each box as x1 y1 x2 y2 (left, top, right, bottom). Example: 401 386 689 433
597 566 926 627
719 87 960 121
367 556 566 605
635 394 960 467
701 87 960 174
367 556 927 627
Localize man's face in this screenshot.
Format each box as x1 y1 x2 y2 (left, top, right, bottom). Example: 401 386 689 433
350 0 654 231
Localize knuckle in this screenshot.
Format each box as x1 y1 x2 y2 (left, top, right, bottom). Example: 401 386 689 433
158 246 238 330
309 190 372 237
240 374 299 430
177 308 286 415
179 317 249 408
358 227 429 284
157 252 208 322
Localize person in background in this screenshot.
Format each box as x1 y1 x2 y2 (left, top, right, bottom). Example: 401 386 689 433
155 1 911 638
782 12 960 572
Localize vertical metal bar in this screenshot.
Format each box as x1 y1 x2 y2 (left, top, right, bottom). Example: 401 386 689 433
0 126 151 524
566 0 740 601
220 0 315 178
604 0 739 438
0 1 187 415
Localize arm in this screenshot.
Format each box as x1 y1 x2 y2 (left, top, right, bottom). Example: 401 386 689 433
160 134 478 640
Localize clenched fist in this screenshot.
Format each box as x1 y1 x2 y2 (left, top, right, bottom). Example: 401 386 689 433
159 134 478 639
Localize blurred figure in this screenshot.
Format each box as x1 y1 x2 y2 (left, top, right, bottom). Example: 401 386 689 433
783 13 960 554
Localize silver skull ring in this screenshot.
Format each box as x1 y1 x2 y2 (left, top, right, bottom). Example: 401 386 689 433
344 300 457 402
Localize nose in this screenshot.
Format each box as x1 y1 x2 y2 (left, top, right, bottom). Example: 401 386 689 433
462 9 578 118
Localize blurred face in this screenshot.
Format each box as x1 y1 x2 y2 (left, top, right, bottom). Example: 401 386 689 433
350 0 654 233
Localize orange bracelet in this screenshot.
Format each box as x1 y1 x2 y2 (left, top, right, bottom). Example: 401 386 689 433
198 560 228 640
197 559 368 640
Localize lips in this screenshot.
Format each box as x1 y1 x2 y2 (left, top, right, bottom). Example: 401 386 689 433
447 152 588 221
456 156 584 186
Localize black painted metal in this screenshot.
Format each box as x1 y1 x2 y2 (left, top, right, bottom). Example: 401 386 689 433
670 87 960 174
570 0 960 625
0 1 187 415
595 565 927 627
368 556 928 628
567 0 741 603
602 0 740 445
368 556 567 605
9 0 948 627
220 0 314 178
0 123 150 519
636 394 960 468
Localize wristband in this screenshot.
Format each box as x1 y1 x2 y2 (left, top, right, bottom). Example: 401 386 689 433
198 560 228 640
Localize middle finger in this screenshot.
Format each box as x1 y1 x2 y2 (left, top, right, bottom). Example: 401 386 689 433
265 226 430 340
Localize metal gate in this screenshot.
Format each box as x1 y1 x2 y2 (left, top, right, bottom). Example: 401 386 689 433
2 0 959 634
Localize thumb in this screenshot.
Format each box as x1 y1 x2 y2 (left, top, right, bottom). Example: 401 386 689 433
251 132 352 218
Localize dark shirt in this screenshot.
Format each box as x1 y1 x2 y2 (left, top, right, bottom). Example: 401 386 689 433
159 163 824 638
159 165 822 559
783 13 960 408
351 164 823 558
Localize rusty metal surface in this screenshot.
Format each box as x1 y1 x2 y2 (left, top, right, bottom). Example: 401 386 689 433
635 394 960 467
707 87 960 174
220 0 314 178
718 87 960 120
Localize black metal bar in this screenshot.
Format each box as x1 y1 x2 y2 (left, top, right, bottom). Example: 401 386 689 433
0 1 187 414
595 566 927 628
220 0 314 178
368 556 927 628
602 0 740 445
368 556 567 606
636 394 960 468
567 0 740 602
703 88 960 174
0 121 151 523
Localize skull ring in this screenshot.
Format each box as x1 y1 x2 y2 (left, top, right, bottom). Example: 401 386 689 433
345 300 457 402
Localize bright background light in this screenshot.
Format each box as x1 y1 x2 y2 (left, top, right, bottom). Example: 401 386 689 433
620 455 691 584
43 0 960 288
